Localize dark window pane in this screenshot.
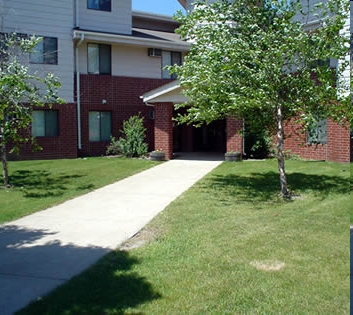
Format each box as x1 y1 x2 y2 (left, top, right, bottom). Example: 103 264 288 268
171 51 181 66
32 110 58 137
171 51 181 79
100 0 111 11
89 111 111 141
100 112 111 141
30 36 57 65
44 37 58 65
88 0 111 11
99 44 111 74
45 111 59 136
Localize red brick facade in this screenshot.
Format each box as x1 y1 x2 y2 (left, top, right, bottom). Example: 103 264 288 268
154 102 174 159
11 75 351 163
78 75 172 157
9 103 77 160
226 117 243 155
283 119 350 163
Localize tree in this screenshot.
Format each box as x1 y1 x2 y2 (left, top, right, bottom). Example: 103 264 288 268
170 0 350 199
0 33 63 187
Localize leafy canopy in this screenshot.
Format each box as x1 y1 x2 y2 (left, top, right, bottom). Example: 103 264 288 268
0 33 63 154
0 33 63 186
170 0 350 131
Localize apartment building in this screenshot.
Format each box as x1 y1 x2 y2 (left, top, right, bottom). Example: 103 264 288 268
142 0 351 162
1 0 189 159
1 0 351 162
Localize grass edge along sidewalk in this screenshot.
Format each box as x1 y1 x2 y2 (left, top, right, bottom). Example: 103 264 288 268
0 157 159 224
18 160 350 314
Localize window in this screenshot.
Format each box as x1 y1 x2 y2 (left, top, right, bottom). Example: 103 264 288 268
162 51 181 79
30 37 58 65
87 0 111 11
307 118 327 144
89 111 111 141
32 110 59 137
87 43 111 74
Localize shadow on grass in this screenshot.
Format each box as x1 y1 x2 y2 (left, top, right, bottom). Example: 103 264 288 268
9 170 94 198
208 171 349 202
20 251 161 315
0 225 160 315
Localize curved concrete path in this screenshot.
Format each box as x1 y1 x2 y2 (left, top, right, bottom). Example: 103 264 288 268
0 154 223 314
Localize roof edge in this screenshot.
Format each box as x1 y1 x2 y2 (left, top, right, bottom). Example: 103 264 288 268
73 29 190 51
141 80 181 103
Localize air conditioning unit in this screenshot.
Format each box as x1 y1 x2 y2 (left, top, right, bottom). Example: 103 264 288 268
148 48 162 57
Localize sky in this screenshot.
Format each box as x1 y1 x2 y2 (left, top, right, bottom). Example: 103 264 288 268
132 0 185 16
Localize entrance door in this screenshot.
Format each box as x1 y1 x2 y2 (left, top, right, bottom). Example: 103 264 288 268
194 120 225 152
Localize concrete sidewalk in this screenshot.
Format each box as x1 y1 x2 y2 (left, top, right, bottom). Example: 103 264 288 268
0 154 223 315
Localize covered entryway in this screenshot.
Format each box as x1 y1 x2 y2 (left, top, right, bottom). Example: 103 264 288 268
141 81 243 160
173 116 226 153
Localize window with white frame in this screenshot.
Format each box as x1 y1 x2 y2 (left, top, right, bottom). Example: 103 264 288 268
89 111 111 142
32 110 59 137
307 118 327 144
30 37 58 65
87 0 111 11
87 43 111 74
162 51 181 79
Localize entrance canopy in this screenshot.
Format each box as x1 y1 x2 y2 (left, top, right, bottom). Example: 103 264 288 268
141 80 189 104
141 80 243 160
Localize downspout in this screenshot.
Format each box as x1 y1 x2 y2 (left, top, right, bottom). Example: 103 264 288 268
76 33 84 150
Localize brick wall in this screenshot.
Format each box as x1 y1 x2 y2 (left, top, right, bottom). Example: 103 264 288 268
154 102 174 159
283 119 350 163
9 103 78 160
78 75 172 156
226 117 243 155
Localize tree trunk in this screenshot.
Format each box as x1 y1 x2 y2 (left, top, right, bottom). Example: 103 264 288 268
1 146 9 187
276 105 290 199
0 137 9 187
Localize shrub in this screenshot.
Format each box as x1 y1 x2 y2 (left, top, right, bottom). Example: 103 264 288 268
106 136 122 156
106 114 148 158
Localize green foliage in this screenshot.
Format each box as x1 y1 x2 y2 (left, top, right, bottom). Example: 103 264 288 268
171 0 349 128
244 128 273 159
106 136 122 155
0 33 63 186
107 114 148 158
170 0 349 197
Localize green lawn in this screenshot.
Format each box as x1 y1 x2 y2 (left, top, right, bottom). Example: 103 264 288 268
351 162 353 223
0 157 158 224
18 159 350 314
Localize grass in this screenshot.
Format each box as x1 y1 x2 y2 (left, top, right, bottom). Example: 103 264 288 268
17 160 350 314
0 157 158 224
351 162 353 224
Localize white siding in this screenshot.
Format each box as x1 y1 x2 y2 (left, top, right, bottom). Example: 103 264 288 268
113 46 162 78
78 43 162 78
1 0 74 103
337 7 350 98
78 0 131 35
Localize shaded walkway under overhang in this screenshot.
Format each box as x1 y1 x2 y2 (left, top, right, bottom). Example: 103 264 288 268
141 80 243 160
